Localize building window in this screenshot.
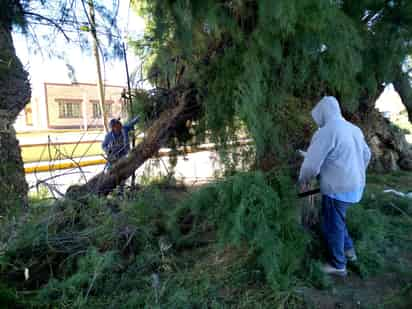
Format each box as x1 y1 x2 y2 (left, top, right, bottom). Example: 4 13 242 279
58 100 82 118
92 101 113 118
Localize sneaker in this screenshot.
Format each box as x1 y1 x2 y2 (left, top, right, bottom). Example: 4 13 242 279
321 263 347 277
345 249 357 262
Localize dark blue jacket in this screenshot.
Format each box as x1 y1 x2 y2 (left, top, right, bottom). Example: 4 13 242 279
102 116 139 163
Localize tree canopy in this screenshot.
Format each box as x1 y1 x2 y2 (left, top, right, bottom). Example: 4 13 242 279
132 0 412 167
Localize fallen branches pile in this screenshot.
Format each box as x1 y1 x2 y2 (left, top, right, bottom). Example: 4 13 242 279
1 172 412 307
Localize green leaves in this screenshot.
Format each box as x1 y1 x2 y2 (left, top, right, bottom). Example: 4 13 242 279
133 0 412 166
133 0 368 160
173 172 309 290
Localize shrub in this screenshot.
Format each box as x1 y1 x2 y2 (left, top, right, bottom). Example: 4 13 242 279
171 171 309 290
347 200 391 277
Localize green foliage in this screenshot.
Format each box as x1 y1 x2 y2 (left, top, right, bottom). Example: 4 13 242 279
0 0 27 30
1 182 203 305
0 173 308 307
345 186 412 278
0 282 19 308
36 248 120 308
171 171 310 290
381 282 412 309
132 0 412 164
307 261 332 289
346 205 387 277
1 172 412 307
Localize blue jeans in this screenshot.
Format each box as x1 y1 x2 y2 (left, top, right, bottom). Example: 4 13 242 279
321 195 354 269
105 161 126 194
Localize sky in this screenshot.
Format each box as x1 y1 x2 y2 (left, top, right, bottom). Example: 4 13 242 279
12 1 146 89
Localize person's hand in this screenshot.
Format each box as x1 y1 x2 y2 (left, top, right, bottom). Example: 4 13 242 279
300 183 310 193
298 149 307 158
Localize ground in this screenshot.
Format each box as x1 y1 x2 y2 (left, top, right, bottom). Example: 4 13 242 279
163 172 412 309
0 172 411 308
303 271 412 308
151 172 412 309
296 172 412 308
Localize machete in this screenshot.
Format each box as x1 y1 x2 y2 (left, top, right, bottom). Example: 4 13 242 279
298 188 321 198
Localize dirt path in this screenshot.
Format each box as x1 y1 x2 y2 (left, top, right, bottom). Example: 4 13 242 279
302 254 412 308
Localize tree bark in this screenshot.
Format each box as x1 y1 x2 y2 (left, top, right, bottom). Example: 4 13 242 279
66 90 193 198
0 23 31 212
393 71 412 123
348 96 412 172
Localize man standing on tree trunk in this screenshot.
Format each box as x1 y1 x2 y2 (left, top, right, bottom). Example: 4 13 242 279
102 116 139 194
299 96 371 276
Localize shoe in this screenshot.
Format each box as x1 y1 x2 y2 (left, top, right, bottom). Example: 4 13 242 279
321 263 347 277
345 249 357 262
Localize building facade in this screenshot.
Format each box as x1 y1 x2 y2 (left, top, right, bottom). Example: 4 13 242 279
14 82 127 131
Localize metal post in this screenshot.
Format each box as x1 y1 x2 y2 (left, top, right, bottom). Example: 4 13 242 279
87 0 108 132
123 42 136 187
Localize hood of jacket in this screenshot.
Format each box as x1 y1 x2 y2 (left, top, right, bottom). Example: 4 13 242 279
311 96 343 127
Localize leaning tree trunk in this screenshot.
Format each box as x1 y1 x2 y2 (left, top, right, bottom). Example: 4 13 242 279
363 109 412 172
348 94 412 172
66 90 194 198
0 24 31 212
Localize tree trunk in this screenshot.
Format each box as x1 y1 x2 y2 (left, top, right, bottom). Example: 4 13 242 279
0 24 31 212
393 71 412 123
350 100 412 172
66 90 192 198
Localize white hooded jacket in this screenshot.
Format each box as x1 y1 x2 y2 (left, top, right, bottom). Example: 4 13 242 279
299 97 371 195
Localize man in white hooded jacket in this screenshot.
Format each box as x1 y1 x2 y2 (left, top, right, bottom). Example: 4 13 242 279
299 96 371 276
